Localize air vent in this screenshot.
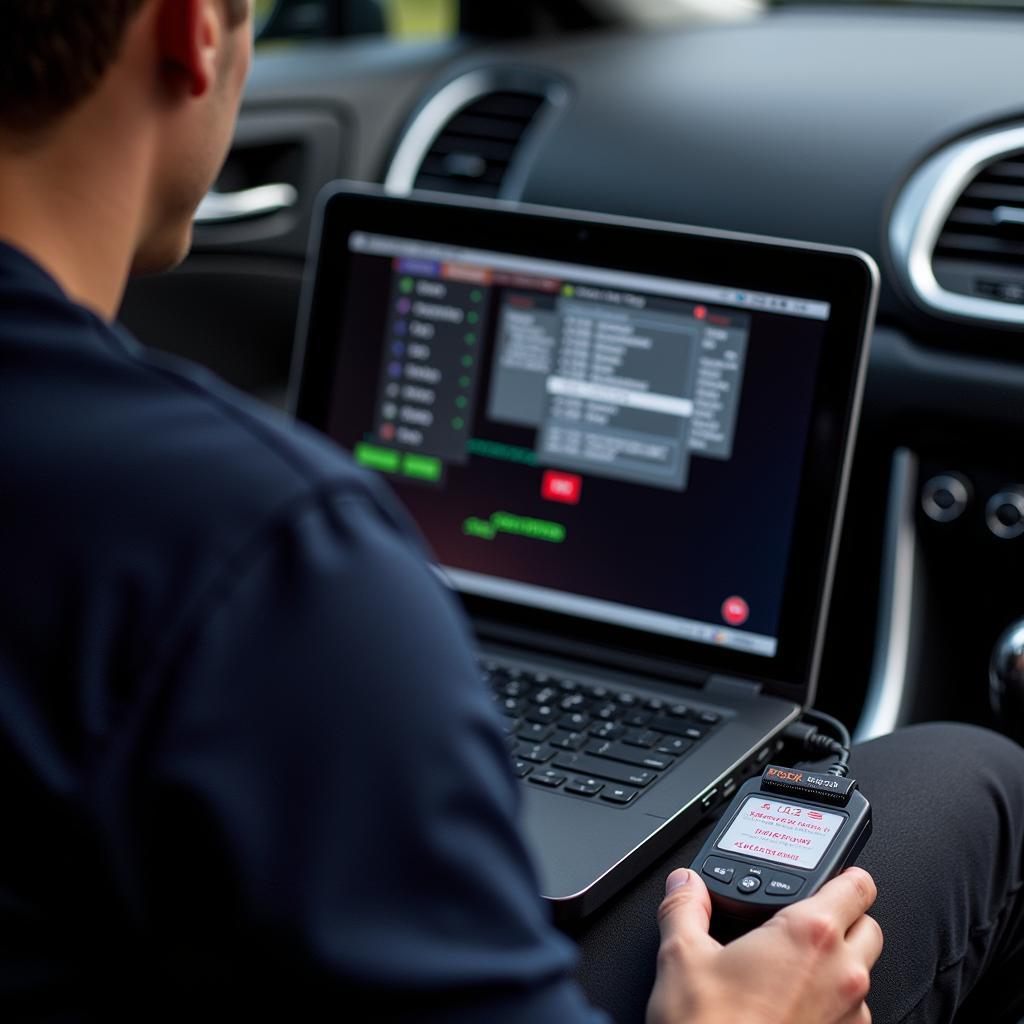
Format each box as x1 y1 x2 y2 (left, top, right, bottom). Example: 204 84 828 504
890 123 1024 325
412 91 546 198
385 70 567 201
933 151 1024 304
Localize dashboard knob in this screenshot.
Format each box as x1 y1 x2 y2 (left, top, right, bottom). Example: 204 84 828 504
921 473 970 523
990 621 1024 741
986 489 1024 540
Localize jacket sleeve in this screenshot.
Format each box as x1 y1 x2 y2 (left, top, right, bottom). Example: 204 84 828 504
116 488 609 1022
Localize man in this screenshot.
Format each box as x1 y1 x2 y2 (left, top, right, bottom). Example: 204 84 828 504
1 3 1022 1022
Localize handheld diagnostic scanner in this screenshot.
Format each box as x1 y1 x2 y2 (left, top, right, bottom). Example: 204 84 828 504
690 764 871 922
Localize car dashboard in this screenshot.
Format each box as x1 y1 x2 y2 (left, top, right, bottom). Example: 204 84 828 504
120 3 1024 745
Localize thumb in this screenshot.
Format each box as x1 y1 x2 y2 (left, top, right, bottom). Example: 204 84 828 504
657 869 717 953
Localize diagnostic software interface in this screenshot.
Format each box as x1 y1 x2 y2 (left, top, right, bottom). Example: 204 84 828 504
325 232 833 659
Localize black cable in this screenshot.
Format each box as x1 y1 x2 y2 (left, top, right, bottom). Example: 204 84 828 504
799 708 852 752
782 709 852 778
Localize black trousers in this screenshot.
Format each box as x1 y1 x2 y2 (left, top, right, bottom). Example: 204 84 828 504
570 723 1024 1024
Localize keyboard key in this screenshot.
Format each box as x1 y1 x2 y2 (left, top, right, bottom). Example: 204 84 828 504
645 697 666 712
525 706 558 725
529 769 567 788
594 702 620 721
559 693 588 712
590 721 625 740
566 777 604 796
552 753 656 788
517 722 554 743
698 711 721 726
557 679 581 693
616 692 638 707
623 728 662 749
551 730 588 751
533 687 558 706
500 697 528 715
669 704 690 718
500 680 526 697
601 785 639 805
650 716 702 738
500 715 521 735
517 742 555 764
559 712 590 731
584 740 675 772
589 686 610 700
622 711 652 728
683 726 704 741
655 736 693 756
512 759 532 778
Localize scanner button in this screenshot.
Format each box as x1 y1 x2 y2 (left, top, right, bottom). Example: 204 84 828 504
764 872 804 897
701 857 736 884
737 874 762 894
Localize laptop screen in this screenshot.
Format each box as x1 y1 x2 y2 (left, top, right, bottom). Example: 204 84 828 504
296 188 875 698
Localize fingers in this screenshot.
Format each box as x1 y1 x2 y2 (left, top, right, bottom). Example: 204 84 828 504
837 1004 872 1024
846 913 884 971
801 867 877 934
655 869 718 958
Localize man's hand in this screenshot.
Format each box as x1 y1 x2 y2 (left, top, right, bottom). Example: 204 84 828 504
647 866 883 1024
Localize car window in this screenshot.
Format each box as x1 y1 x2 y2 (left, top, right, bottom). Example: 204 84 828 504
256 0 459 42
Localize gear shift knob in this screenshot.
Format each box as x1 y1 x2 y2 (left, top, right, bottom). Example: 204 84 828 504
990 621 1024 741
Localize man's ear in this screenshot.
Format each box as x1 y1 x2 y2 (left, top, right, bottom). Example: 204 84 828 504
156 0 220 98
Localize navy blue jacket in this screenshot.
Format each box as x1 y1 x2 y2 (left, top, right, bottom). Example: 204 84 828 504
0 243 604 1021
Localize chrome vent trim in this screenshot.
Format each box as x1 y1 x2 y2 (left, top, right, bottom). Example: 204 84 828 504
384 68 569 201
889 123 1024 327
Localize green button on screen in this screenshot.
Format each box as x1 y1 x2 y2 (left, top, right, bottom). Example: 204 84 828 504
402 453 442 482
354 443 401 473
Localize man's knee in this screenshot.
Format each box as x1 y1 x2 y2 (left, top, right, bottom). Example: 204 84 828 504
859 721 1024 844
873 720 1023 776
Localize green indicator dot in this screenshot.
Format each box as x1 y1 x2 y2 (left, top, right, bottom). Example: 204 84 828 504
465 333 477 345
455 396 468 410
459 375 471 389
452 417 465 431
400 277 415 294
462 355 474 368
467 311 480 326
562 284 575 298
470 289 483 303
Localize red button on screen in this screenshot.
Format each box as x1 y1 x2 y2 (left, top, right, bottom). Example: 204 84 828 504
542 471 583 505
722 596 749 627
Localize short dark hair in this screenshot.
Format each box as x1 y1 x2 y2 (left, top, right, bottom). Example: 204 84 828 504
1 1 249 132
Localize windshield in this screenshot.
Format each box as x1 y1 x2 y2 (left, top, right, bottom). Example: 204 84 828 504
592 0 1024 29
771 0 1024 7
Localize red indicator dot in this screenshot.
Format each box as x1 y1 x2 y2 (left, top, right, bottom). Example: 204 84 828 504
722 596 749 627
694 305 708 320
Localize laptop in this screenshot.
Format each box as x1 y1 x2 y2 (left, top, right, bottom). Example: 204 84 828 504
291 183 878 922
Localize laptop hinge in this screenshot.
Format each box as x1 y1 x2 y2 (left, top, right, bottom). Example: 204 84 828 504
704 675 764 700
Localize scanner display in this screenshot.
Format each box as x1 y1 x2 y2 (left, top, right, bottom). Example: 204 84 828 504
716 797 845 870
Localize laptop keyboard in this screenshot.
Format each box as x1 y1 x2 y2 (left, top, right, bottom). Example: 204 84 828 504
481 659 721 807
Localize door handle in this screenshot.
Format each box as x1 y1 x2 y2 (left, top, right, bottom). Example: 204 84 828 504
194 183 298 224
